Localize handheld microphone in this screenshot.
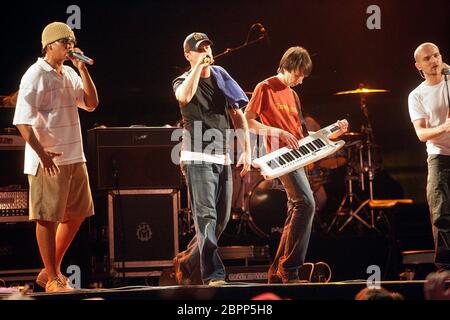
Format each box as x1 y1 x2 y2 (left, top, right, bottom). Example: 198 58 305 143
68 50 94 65
442 63 450 75
203 55 212 64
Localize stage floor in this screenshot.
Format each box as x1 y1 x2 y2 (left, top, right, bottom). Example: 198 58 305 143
1 280 425 300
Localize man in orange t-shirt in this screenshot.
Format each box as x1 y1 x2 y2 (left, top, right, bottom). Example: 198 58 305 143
245 46 348 283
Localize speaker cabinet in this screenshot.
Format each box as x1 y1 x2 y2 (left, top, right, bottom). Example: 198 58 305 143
0 221 41 281
106 189 179 276
87 127 182 190
0 147 27 189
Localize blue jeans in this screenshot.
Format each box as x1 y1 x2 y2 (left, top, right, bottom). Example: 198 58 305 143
427 154 450 270
180 162 232 283
269 167 315 280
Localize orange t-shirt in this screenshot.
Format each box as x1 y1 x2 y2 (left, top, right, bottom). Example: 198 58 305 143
246 76 304 153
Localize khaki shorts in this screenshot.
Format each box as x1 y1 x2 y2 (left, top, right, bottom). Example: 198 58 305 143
28 162 94 222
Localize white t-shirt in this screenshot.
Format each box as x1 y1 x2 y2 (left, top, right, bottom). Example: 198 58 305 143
13 58 88 175
408 79 450 155
180 150 231 165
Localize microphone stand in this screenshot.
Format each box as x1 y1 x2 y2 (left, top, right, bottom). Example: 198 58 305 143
176 23 267 73
212 34 265 60
444 73 450 110
443 63 450 109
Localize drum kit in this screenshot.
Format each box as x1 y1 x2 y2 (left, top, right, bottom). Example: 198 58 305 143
2 84 388 238
176 84 391 239
327 84 389 233
227 84 390 238
0 91 18 108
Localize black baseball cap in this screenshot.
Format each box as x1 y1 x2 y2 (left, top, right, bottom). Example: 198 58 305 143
183 32 213 52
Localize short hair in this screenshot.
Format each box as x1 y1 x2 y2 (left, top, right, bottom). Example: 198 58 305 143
355 287 405 300
414 42 439 62
277 46 312 76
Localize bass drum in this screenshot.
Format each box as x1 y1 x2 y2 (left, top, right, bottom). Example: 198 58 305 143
248 178 287 237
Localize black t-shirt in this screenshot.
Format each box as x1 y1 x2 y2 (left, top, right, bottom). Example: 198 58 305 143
173 72 232 155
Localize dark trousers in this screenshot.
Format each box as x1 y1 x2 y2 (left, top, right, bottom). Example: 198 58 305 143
427 154 450 270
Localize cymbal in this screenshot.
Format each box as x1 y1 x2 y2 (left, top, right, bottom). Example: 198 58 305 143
0 95 16 108
0 105 15 109
0 127 19 135
0 91 18 108
317 155 347 169
334 88 389 95
341 132 364 141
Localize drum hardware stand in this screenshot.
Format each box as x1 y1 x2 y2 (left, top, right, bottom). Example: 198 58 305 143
333 140 412 234
338 87 388 232
232 172 269 239
361 124 377 225
326 141 371 233
346 92 378 228
179 191 195 236
312 205 328 234
305 166 331 234
236 210 269 239
329 86 385 233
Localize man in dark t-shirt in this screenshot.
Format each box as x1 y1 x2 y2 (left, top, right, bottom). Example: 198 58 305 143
172 32 251 286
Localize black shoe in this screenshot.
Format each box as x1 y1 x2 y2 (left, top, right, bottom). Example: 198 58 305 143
267 272 282 284
277 270 310 284
173 255 191 285
284 279 309 284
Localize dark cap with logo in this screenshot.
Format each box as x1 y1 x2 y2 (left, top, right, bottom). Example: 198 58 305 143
183 32 213 52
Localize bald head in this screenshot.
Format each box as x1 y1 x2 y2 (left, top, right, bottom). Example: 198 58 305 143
414 42 439 62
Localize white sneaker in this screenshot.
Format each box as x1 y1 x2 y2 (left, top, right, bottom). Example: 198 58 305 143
207 279 227 287
45 277 74 293
36 269 69 289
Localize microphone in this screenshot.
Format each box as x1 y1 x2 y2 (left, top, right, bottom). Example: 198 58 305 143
68 50 94 65
254 22 266 33
255 22 271 46
442 63 450 75
203 55 212 65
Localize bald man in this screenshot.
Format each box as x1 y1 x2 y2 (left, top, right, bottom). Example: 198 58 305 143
408 42 450 272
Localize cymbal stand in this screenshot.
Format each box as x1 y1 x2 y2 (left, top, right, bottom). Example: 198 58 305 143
359 92 377 226
338 90 383 232
327 141 372 233
232 170 268 239
234 172 251 235
179 189 195 236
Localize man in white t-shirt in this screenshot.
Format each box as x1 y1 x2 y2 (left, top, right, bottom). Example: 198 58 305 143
408 42 450 272
13 22 99 292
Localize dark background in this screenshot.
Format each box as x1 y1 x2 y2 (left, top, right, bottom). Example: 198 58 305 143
1 0 449 203
1 0 448 283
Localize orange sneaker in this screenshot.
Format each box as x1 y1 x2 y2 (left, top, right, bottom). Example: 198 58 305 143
173 255 191 285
